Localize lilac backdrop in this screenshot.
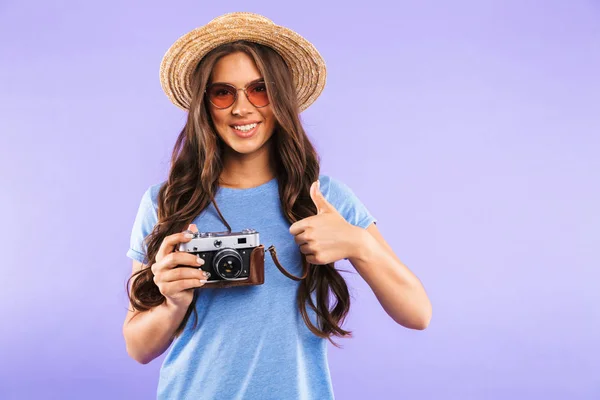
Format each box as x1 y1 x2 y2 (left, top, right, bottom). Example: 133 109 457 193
1 0 598 399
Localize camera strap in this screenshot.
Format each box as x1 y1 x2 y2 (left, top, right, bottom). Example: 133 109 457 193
209 198 309 281
266 245 308 281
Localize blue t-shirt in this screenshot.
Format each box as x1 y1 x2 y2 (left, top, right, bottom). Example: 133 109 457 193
126 175 376 400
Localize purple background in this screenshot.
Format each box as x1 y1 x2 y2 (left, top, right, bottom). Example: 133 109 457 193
1 0 598 399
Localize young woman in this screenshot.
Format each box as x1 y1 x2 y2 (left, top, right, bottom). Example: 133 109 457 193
123 12 431 400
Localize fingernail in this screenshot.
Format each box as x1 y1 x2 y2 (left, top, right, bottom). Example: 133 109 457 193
203 272 211 278
185 233 194 239
196 257 204 265
200 280 208 284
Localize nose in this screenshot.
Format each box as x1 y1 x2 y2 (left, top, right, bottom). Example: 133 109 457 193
231 88 254 116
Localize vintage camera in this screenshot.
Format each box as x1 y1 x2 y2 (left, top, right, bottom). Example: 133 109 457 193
177 229 260 283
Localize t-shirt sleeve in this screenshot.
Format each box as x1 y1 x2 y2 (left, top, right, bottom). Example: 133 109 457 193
320 175 376 229
126 186 159 264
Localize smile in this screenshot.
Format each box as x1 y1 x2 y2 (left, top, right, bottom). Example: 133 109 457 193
232 123 258 132
230 122 261 138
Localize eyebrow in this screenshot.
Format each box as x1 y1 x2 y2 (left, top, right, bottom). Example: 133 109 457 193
210 77 265 86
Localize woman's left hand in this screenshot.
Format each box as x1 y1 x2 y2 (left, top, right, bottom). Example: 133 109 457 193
289 181 363 265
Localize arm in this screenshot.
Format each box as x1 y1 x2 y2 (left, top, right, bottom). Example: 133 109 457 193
290 180 432 330
348 223 432 330
122 260 188 364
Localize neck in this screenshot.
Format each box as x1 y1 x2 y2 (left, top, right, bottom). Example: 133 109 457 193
219 141 276 189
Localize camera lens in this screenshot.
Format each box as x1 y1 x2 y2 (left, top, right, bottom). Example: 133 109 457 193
213 249 243 280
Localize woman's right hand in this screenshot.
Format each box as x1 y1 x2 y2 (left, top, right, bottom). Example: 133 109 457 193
151 224 210 310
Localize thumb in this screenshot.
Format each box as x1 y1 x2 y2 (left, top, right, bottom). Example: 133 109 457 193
187 224 199 233
310 180 332 214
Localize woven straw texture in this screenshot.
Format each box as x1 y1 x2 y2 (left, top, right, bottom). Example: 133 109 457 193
159 12 326 112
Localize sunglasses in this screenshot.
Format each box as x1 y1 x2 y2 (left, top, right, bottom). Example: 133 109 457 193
205 80 272 109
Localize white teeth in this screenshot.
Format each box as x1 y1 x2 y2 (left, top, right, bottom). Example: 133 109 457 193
232 123 258 132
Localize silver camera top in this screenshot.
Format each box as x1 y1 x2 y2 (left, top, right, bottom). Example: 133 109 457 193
178 229 260 252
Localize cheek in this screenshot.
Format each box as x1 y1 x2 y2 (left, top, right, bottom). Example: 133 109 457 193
261 109 276 131
263 119 276 138
209 109 227 127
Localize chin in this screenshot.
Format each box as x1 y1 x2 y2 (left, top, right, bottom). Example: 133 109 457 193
229 144 261 155
221 129 274 156
225 138 267 155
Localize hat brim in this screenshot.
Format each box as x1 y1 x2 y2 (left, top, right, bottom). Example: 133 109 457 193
159 13 326 112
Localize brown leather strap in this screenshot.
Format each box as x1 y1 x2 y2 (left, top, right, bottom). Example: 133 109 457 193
267 245 308 281
210 196 232 233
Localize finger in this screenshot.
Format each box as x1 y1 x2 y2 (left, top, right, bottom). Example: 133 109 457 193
299 242 313 255
306 254 329 265
309 180 333 214
188 224 199 233
161 279 207 295
289 217 314 236
305 254 319 265
159 266 209 283
156 232 194 262
153 251 204 274
293 232 310 246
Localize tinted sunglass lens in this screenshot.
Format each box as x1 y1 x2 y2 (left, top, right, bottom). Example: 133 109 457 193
247 82 270 107
207 84 235 108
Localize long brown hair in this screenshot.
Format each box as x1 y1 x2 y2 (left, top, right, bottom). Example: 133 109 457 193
127 41 352 347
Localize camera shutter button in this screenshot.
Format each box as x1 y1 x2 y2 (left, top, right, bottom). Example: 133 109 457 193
214 239 222 248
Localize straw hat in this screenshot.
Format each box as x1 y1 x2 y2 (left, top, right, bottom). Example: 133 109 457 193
159 12 327 112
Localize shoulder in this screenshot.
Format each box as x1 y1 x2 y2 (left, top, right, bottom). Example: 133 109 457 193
317 174 376 229
140 181 165 210
318 174 356 203
127 181 166 262
132 181 166 222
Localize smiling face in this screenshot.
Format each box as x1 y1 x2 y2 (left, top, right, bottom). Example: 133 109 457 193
207 52 277 158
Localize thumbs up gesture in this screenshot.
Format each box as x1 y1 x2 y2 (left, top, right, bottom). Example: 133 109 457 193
289 180 360 265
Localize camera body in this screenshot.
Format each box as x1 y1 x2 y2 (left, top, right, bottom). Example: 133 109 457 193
177 229 260 283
